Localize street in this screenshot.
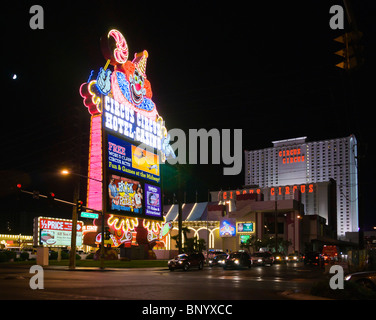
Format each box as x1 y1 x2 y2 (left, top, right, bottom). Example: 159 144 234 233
0 262 328 300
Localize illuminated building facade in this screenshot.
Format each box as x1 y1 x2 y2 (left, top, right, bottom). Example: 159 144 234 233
244 136 358 239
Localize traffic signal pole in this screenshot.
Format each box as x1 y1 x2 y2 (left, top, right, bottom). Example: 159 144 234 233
69 182 80 270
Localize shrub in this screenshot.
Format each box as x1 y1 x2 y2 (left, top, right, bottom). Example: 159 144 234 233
49 251 58 260
85 253 94 259
0 252 8 262
20 252 30 261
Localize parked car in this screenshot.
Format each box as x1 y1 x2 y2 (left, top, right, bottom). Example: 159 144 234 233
23 248 37 260
223 251 251 269
251 252 274 266
208 253 228 267
168 253 205 271
345 271 376 291
303 251 324 266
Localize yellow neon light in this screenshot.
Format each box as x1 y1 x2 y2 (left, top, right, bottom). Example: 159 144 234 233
88 80 102 113
107 215 138 232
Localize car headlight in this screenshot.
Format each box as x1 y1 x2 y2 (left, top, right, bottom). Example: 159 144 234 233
235 259 239 264
209 260 212 264
276 256 280 260
293 256 297 260
258 259 263 262
178 260 183 264
219 260 225 264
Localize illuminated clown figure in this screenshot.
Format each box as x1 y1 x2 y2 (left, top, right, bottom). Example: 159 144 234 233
80 29 160 121
110 50 157 119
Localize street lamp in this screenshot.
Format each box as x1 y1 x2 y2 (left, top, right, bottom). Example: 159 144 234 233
61 169 103 183
60 169 105 270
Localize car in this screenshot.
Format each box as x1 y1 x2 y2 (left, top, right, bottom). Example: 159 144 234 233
251 252 274 266
273 252 286 264
208 253 228 267
168 253 205 271
286 253 301 262
303 251 324 266
345 271 376 291
223 251 251 269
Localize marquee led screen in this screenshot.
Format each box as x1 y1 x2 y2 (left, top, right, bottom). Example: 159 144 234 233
107 133 160 183
108 174 144 216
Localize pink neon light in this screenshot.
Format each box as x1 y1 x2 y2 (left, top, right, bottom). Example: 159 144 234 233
79 82 101 115
108 29 129 64
87 114 102 211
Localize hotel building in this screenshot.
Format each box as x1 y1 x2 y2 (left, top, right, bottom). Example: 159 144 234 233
244 136 358 239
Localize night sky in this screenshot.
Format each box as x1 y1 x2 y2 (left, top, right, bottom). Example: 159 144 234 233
1 1 375 233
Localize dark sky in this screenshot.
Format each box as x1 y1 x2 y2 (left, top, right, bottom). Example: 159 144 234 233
1 1 375 232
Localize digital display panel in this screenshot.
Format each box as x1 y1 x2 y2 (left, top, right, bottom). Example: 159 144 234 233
240 234 251 244
108 174 143 216
145 184 162 218
237 222 254 233
219 218 236 237
107 133 160 184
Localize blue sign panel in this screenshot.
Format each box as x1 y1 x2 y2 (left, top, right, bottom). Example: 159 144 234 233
107 134 160 184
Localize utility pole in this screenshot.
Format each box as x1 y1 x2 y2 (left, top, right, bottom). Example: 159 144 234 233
69 182 79 270
275 198 278 253
177 164 183 254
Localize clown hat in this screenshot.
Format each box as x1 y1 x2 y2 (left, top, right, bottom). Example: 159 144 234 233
132 50 148 76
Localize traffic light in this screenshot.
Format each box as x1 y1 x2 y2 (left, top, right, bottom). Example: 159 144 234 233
77 200 83 213
47 192 55 203
334 30 364 71
32 190 40 200
104 226 111 240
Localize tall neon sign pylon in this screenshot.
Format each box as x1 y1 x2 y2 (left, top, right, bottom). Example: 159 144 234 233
79 80 103 212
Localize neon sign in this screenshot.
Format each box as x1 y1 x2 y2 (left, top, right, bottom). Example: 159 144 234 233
80 29 172 161
278 148 305 164
80 29 169 251
87 114 103 211
222 183 315 200
107 29 129 64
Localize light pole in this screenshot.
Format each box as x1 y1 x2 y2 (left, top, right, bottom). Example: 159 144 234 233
61 169 104 269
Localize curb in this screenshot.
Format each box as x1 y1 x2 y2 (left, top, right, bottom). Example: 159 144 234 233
280 290 333 300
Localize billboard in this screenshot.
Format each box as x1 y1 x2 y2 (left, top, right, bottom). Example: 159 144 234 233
107 174 163 220
237 222 254 233
107 133 160 184
80 29 173 221
145 184 162 218
219 218 236 237
108 174 143 215
34 217 83 247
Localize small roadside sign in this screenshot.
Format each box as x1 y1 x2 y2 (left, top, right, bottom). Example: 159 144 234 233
80 212 99 219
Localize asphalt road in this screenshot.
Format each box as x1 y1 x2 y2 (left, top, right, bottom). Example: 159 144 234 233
0 262 328 301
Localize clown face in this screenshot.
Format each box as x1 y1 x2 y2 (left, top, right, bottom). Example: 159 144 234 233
129 69 146 105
